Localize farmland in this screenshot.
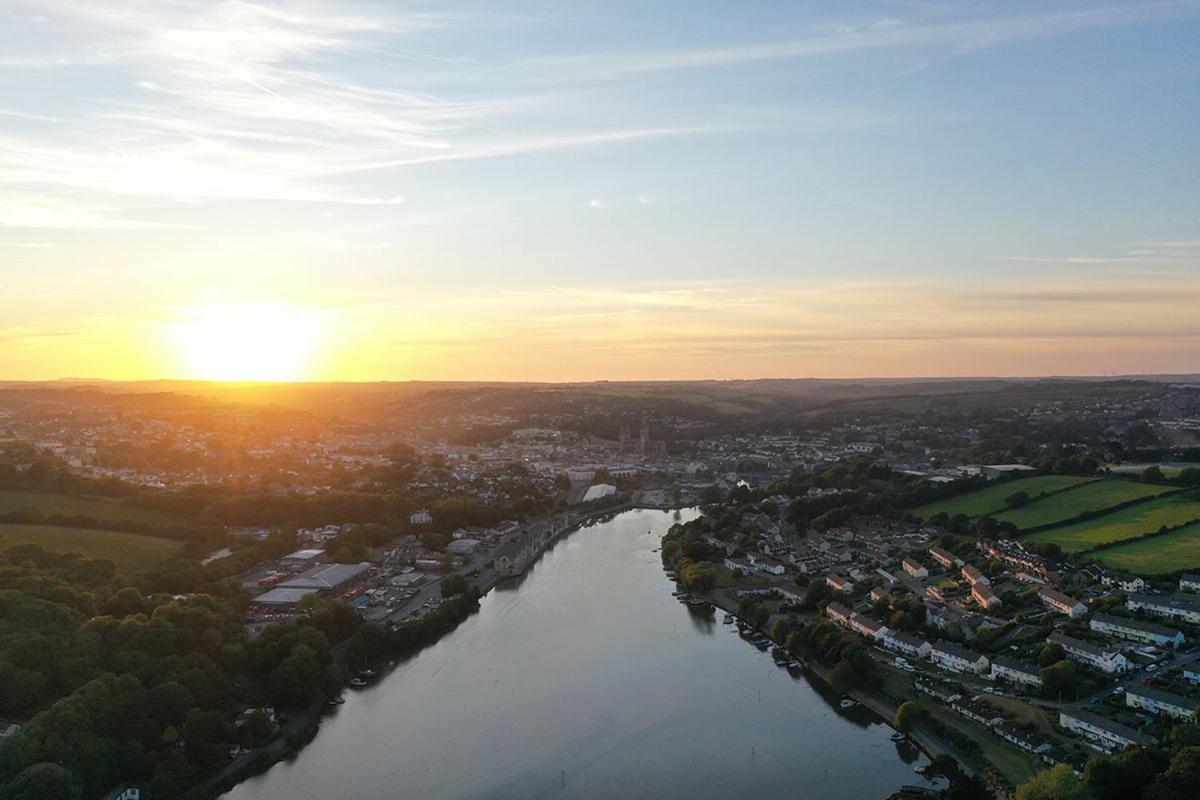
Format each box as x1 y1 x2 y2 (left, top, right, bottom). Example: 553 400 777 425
911 475 1095 520
1092 522 1200 574
992 480 1176 530
1023 494 1200 552
0 489 197 529
0 523 184 572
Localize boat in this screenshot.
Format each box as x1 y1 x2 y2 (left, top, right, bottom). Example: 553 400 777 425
839 698 857 709
723 614 735 624
754 640 770 652
349 678 369 689
788 659 801 668
329 696 346 705
890 732 907 742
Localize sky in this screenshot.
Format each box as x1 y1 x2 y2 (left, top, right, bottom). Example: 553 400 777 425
0 0 1198 381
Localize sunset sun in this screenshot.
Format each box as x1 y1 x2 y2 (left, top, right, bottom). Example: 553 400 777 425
172 301 321 381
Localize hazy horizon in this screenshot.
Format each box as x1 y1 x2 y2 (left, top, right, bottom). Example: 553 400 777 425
2 1 1198 381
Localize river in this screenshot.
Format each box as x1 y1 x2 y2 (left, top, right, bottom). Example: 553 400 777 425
223 507 935 800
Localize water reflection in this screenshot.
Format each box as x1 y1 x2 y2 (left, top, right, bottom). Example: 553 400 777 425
224 508 932 800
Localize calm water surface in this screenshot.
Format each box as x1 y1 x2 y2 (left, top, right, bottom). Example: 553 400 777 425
224 508 932 800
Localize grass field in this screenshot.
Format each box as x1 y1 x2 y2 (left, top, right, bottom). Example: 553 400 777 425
912 475 1095 520
0 489 194 528
992 479 1175 530
0 523 184 572
1023 494 1200 552
1092 522 1200 574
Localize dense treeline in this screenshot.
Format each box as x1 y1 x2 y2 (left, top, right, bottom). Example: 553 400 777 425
0 543 363 799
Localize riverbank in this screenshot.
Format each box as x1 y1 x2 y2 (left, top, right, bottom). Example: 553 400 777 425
686 584 985 782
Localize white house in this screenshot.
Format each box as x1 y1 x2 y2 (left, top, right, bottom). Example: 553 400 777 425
883 631 932 659
848 614 890 642
1180 574 1200 593
1048 632 1129 674
902 558 929 579
1090 613 1184 647
990 656 1042 689
1100 572 1145 593
1127 593 1200 624
409 509 433 526
1059 709 1155 751
1125 686 1200 721
930 641 990 675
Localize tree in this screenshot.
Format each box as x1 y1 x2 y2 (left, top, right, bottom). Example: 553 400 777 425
944 774 994 800
1039 641 1066 667
1085 746 1161 800
269 644 322 708
1142 466 1165 482
1006 490 1031 509
753 606 770 628
894 700 923 733
803 580 830 608
975 516 998 537
771 618 791 644
6 763 81 800
1040 659 1076 698
441 574 468 597
1016 765 1094 800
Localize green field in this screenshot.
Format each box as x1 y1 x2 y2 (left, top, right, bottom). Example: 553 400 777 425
912 475 1095 520
0 489 194 528
0 523 184 572
1093 522 1200 574
1023 494 1200 552
993 480 1175 530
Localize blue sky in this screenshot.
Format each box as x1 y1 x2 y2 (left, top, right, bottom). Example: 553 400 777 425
0 1 1198 380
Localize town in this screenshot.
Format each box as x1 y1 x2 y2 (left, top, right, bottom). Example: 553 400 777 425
1 377 1200 799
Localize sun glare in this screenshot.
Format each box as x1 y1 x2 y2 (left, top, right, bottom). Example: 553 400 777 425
172 301 321 381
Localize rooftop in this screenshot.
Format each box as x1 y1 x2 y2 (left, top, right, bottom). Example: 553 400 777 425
279 562 372 591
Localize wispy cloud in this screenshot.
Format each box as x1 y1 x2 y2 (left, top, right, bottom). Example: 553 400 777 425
0 1 731 229
525 2 1196 78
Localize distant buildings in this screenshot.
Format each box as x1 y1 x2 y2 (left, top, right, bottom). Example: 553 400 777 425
281 548 324 566
409 509 433 526
1038 588 1087 618
1090 613 1184 647
1180 574 1200 593
869 586 893 605
824 601 853 626
902 558 928 579
972 583 1001 609
930 546 960 569
1125 686 1199 721
961 564 987 585
930 641 989 675
1059 709 1155 751
1127 593 1200 625
883 630 932 659
990 656 1042 689
581 483 618 502
826 574 853 593
279 562 372 593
